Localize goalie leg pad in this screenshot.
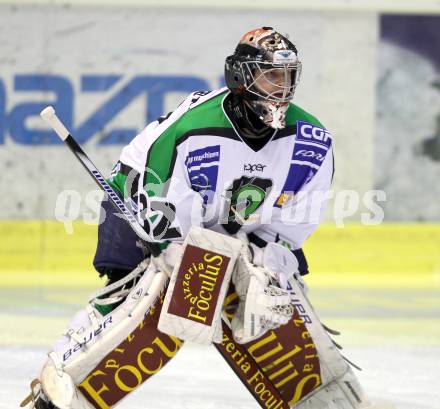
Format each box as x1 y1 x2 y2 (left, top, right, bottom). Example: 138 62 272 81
293 367 370 409
222 271 371 408
52 258 156 376
24 258 184 408
40 356 90 409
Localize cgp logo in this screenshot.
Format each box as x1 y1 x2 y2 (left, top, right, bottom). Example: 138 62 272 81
0 74 222 145
297 121 331 148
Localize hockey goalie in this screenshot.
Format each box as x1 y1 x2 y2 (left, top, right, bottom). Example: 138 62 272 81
22 27 374 409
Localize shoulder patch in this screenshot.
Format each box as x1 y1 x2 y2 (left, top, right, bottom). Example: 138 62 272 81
296 121 332 149
185 145 221 205
293 121 332 169
274 122 332 208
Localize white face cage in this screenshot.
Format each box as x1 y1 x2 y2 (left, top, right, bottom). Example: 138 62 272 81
241 61 302 103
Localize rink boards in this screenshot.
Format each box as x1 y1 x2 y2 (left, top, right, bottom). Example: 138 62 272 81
0 222 439 286
0 222 439 348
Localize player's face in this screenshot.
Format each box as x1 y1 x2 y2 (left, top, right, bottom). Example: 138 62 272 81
253 67 293 100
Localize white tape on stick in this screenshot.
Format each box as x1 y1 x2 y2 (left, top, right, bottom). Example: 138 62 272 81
40 106 70 141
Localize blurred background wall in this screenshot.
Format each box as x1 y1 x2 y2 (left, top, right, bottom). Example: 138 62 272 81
0 4 378 219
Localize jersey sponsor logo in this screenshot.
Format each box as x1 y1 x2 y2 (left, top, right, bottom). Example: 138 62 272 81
296 121 331 148
275 167 317 209
222 176 273 234
294 149 325 162
275 123 331 208
291 141 328 170
190 173 212 190
136 191 182 241
185 148 220 166
107 165 182 241
243 163 267 173
186 145 221 205
167 246 230 326
0 74 225 145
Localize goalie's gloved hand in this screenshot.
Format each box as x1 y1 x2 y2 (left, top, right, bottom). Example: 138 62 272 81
252 240 310 296
249 241 299 289
231 236 296 344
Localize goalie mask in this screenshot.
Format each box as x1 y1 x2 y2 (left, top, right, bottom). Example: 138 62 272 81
225 27 302 129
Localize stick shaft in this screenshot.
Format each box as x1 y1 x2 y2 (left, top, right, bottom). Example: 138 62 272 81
40 106 161 256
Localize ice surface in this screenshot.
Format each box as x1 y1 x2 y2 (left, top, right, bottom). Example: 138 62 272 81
1 286 439 409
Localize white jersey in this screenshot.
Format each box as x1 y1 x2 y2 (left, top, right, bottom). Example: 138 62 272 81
108 88 333 250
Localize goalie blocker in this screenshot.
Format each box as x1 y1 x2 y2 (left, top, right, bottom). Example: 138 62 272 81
22 227 371 409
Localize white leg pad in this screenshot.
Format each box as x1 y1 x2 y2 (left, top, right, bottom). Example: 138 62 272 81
40 357 93 409
294 367 370 409
31 258 169 408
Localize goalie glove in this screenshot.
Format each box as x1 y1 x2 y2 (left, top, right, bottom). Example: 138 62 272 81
231 237 296 344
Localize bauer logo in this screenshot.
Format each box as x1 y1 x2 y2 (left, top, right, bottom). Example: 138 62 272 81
167 245 230 326
62 316 113 362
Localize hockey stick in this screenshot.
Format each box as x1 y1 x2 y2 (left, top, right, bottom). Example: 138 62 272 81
41 106 290 409
40 106 161 257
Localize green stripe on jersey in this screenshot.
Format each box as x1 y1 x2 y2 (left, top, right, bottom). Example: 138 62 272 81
143 93 324 197
144 91 231 194
285 103 324 128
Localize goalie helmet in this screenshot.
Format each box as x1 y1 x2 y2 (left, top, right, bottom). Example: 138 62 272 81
225 27 302 129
